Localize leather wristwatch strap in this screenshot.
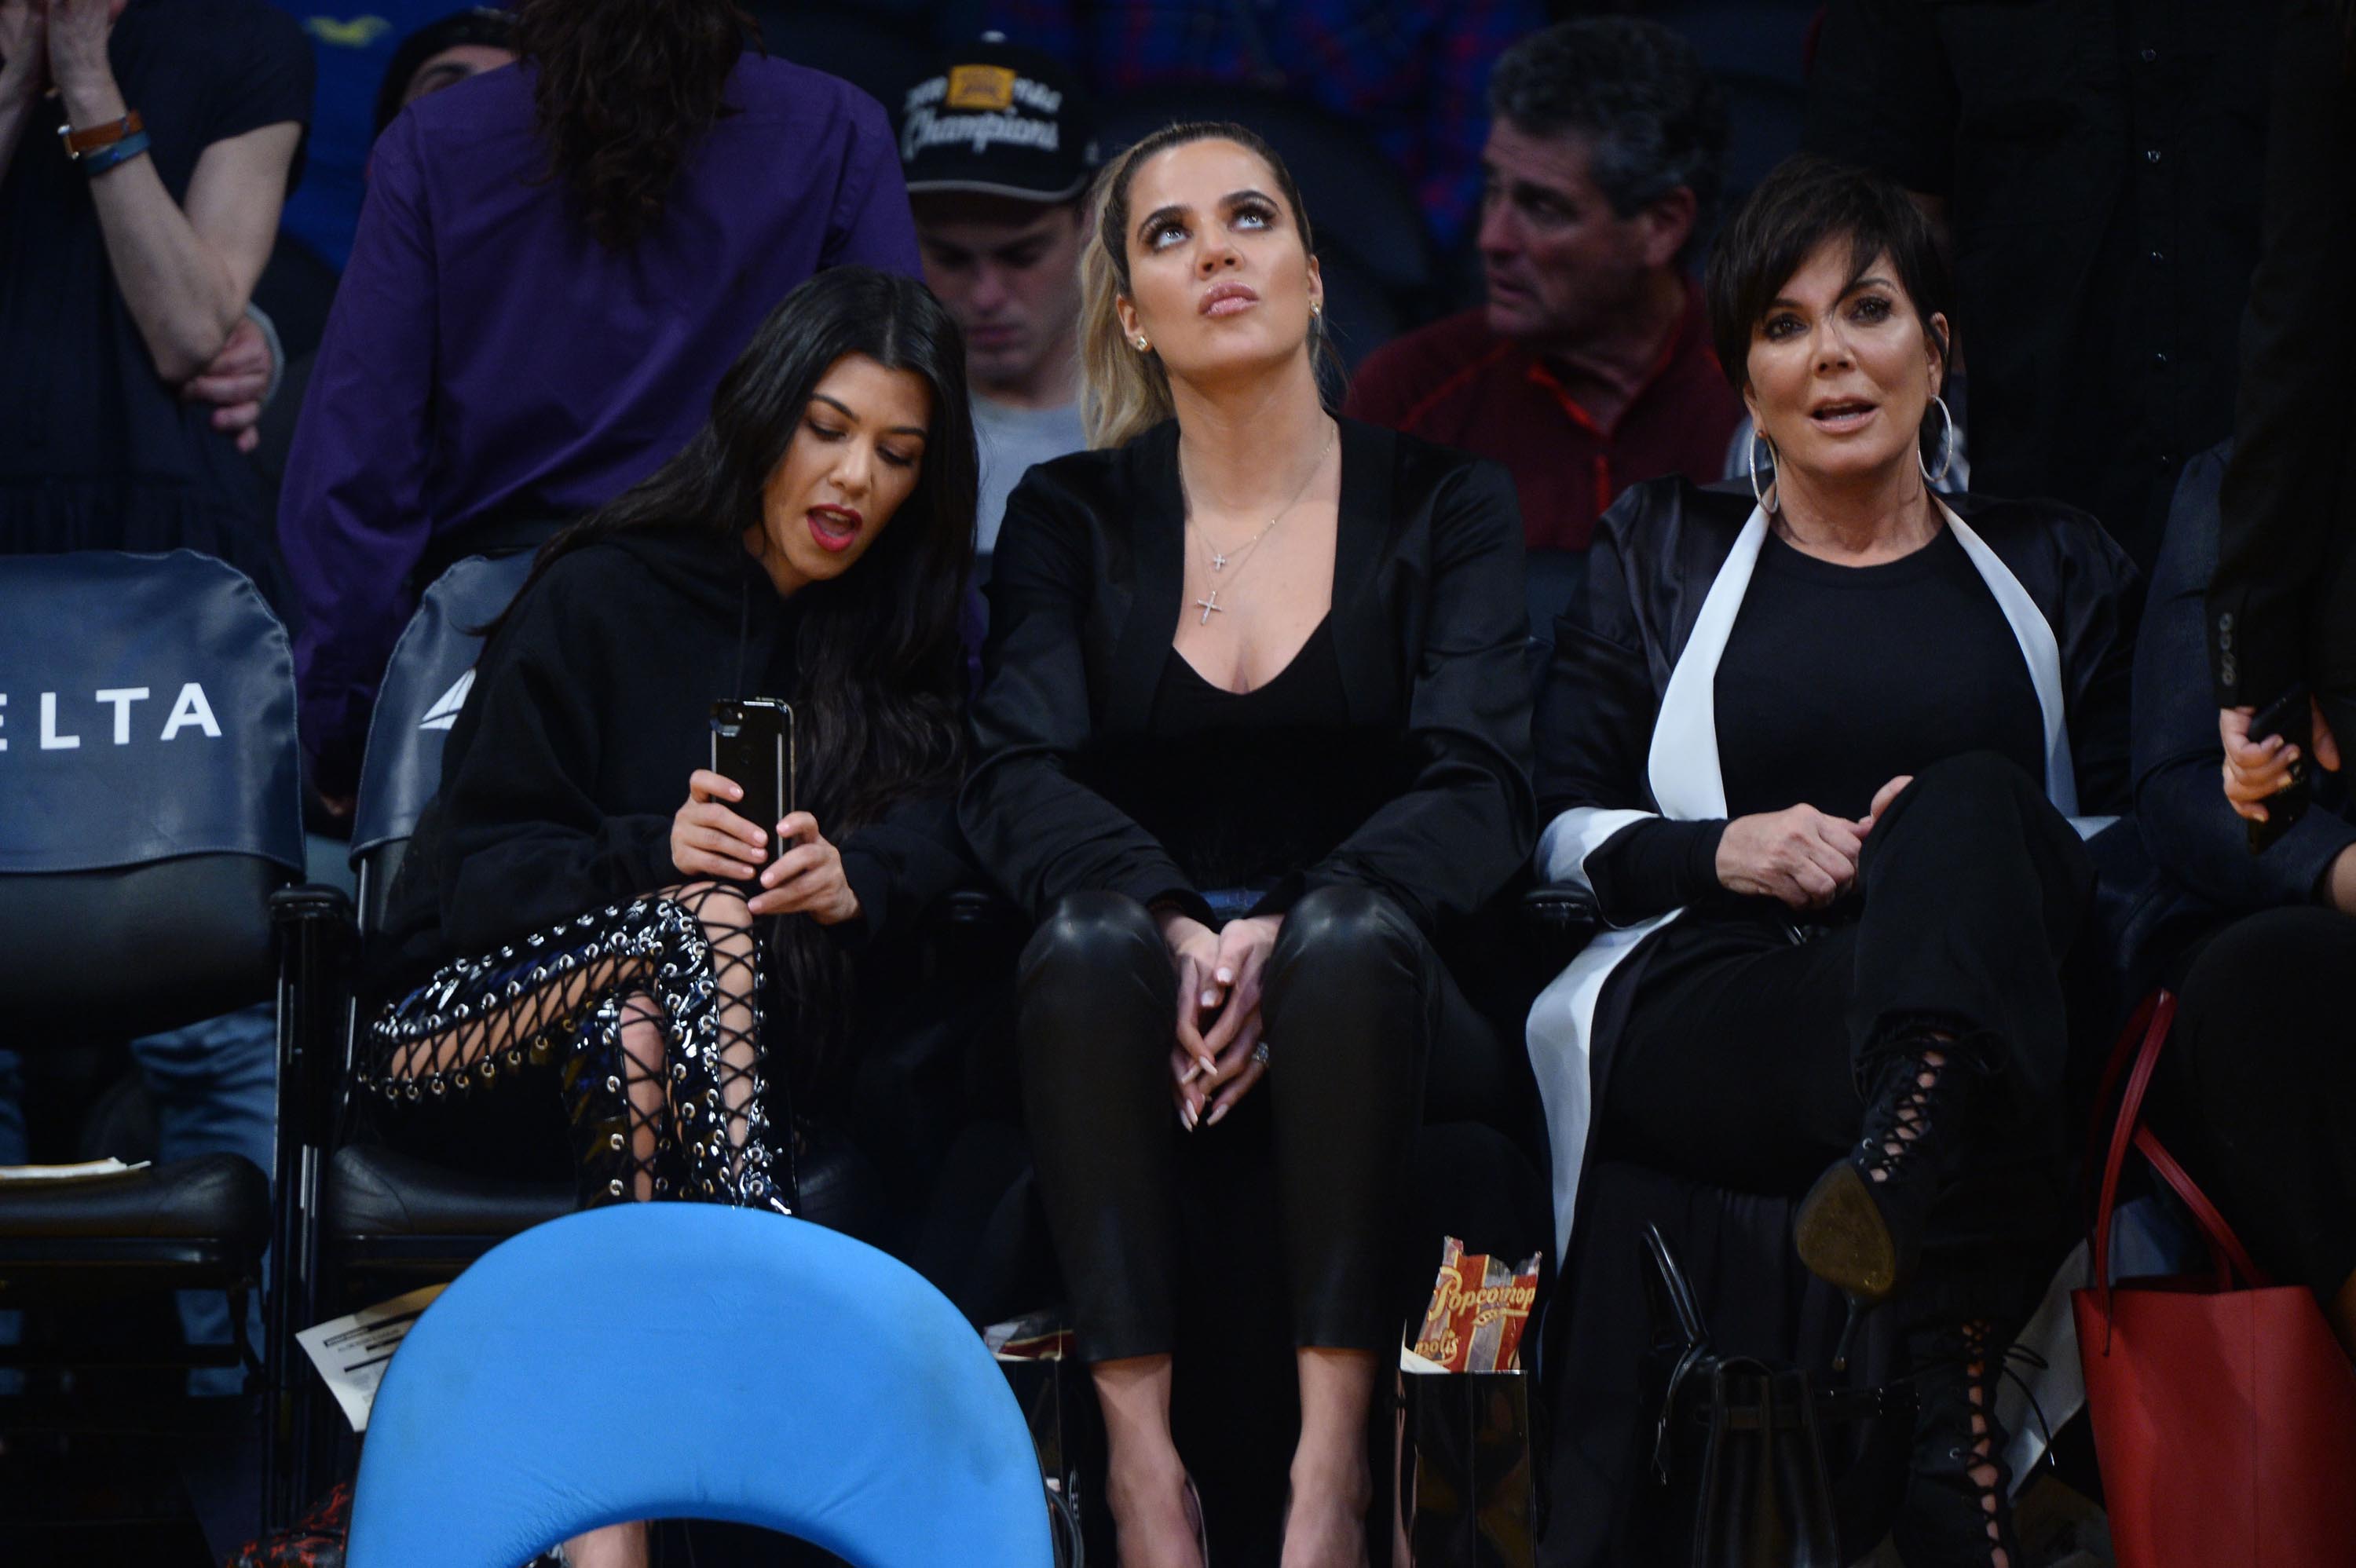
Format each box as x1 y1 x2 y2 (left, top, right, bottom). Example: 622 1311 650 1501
60 110 145 159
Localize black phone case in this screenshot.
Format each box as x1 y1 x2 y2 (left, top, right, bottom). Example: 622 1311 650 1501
2245 685 2312 854
710 699 795 867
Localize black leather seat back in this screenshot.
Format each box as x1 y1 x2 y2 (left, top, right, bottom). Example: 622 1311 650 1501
0 552 303 1036
349 553 535 872
349 553 533 938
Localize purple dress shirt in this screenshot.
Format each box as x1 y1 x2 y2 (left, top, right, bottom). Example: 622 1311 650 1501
280 55 921 790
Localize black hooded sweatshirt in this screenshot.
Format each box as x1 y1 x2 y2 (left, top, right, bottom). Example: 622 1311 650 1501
370 525 968 998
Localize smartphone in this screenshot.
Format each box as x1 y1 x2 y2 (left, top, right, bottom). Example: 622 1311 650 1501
2245 684 2311 854
710 698 796 868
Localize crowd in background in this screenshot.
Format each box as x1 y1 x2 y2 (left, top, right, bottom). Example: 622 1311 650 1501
5 2 2352 1566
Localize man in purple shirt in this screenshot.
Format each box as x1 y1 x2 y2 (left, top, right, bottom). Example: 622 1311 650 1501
278 13 920 802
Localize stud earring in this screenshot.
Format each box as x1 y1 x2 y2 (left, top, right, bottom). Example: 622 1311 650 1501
1134 335 1151 352
1310 298 1323 316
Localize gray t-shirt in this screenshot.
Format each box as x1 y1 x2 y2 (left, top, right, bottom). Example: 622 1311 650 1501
973 395 1087 556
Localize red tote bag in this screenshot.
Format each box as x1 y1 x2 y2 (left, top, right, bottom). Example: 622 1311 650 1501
2072 992 2356 1568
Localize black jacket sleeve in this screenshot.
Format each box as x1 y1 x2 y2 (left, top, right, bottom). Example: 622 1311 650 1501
960 472 1209 925
2208 0 2356 709
2142 451 2356 906
2055 510 2142 818
836 790 971 953
429 561 679 956
1532 493 1721 923
1289 460 1537 932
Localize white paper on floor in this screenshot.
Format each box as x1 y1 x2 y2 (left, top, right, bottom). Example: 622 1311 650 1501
295 1282 448 1432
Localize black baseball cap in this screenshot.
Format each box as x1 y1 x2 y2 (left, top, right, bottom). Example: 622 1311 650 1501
898 38 1099 204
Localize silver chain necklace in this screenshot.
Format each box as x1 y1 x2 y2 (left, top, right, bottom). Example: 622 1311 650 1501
1183 419 1337 626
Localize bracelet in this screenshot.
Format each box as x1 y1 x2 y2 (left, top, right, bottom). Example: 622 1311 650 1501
59 108 144 159
80 130 153 177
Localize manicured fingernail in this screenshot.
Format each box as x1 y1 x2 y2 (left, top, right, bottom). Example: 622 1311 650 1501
1181 1104 1198 1131
1206 1102 1230 1127
1180 1060 1202 1085
1215 967 1234 984
1200 989 1218 1007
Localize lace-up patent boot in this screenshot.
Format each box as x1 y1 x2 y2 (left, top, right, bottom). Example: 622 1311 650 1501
1895 1318 2021 1567
1795 1039 1992 1367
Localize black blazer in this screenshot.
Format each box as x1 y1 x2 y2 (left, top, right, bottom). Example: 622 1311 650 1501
1536 477 2144 831
2208 0 2356 710
960 416 1536 934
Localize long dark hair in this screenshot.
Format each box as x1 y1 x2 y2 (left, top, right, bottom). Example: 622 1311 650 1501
511 0 757 250
505 267 977 1080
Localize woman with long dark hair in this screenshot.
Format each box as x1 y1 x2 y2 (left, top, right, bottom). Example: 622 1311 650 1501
362 274 975 1486
280 0 920 808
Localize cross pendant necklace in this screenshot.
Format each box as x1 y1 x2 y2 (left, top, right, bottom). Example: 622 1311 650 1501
1183 419 1336 622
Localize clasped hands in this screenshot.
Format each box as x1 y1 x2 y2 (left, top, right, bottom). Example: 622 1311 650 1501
1157 908 1280 1131
671 769 859 925
1714 774 1914 911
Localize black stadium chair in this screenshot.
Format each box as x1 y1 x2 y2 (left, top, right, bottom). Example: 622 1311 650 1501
276 552 555 1506
0 550 349 1537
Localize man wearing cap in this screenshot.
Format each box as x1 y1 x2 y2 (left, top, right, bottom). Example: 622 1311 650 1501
899 42 1093 559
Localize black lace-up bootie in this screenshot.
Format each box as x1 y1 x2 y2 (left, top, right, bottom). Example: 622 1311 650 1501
1795 1039 1992 1367
1894 1318 2023 1567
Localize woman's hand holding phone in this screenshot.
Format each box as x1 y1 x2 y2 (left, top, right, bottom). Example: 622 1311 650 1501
752 811 858 925
671 769 768 879
671 775 858 924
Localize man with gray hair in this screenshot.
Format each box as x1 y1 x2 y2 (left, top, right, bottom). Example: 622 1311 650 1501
1347 17 1740 556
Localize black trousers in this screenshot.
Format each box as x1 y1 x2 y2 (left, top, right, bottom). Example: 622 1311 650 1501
2158 905 2356 1299
1598 751 2096 1303
1019 883 1510 1361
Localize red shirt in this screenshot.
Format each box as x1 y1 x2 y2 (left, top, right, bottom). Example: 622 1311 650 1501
1344 285 1742 552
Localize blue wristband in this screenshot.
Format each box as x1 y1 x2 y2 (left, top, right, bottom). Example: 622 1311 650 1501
80 130 152 177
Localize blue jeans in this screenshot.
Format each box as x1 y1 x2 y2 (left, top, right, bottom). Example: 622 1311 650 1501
0 1002 276 1395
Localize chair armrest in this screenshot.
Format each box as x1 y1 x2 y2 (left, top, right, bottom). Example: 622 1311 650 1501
1520 883 1601 966
270 882 357 930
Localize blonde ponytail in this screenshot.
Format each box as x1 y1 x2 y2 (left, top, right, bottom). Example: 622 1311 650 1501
1079 146 1178 450
1075 121 1335 450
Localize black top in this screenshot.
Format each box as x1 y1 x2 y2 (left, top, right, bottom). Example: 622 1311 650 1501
1119 623 1392 898
2207 0 2356 711
1806 0 2270 569
371 527 968 996
960 417 1535 934
1588 527 2048 919
0 0 312 609
1538 477 2141 937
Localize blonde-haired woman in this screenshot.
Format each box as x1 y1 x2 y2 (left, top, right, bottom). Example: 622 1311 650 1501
959 122 1535 1568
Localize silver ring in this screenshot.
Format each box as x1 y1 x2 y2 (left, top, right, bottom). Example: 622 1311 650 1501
1251 1040 1271 1066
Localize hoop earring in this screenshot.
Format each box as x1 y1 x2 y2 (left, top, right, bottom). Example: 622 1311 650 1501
1920 394 1955 487
1748 428 1778 513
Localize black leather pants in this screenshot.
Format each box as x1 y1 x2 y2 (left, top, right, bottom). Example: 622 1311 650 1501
1019 883 1476 1361
1602 751 2096 1303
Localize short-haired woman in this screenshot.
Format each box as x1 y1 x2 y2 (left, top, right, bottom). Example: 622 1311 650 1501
281 0 920 807
1527 156 2138 1564
366 267 974 1568
960 123 1534 1568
